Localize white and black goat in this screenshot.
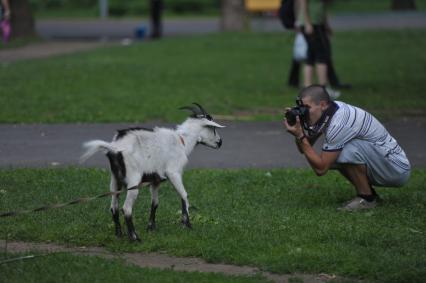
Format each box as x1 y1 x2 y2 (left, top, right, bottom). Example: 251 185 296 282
80 103 224 241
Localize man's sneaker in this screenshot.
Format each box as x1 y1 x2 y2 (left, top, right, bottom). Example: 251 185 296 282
338 197 377 212
326 87 341 100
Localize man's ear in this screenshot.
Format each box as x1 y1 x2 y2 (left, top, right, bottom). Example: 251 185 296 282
320 100 328 110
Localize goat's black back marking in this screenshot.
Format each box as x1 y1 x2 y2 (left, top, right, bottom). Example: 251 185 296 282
107 152 127 187
115 127 154 140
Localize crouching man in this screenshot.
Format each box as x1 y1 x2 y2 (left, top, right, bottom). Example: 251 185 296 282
284 85 411 211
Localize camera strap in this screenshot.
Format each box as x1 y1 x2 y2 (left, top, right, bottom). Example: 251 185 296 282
307 101 339 137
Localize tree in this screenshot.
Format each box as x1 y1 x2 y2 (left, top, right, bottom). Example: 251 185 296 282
391 0 416 10
220 0 245 31
9 0 35 39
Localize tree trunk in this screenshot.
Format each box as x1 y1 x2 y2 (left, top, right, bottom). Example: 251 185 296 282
221 0 245 31
391 0 416 10
9 0 36 39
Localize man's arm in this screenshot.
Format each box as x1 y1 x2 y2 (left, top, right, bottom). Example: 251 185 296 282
295 133 320 154
284 116 339 176
298 0 313 34
297 137 340 176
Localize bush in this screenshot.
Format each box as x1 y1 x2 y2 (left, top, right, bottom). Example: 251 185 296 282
166 0 220 14
29 0 219 16
29 0 97 10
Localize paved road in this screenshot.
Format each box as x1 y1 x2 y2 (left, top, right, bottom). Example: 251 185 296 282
35 12 426 40
0 118 424 169
0 13 425 169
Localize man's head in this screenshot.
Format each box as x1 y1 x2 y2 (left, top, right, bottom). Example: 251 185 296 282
299 85 331 126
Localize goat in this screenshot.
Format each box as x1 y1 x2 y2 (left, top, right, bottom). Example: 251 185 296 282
80 103 225 242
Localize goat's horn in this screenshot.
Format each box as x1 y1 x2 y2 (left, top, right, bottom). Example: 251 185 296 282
179 105 203 117
192 103 214 120
192 103 207 116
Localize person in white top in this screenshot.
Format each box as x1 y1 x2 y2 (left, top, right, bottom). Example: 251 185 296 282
284 85 411 211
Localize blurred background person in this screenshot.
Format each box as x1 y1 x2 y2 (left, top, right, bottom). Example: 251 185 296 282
296 0 343 98
150 0 163 39
1 0 11 43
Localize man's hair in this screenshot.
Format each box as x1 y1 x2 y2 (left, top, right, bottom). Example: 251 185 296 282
299 85 331 105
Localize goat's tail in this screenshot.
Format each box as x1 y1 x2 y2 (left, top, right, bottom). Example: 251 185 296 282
80 140 118 163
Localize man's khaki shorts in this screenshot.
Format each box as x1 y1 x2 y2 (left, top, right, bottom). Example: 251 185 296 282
335 139 410 187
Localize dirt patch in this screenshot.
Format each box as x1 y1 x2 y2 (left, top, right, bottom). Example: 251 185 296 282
0 240 351 283
0 41 114 63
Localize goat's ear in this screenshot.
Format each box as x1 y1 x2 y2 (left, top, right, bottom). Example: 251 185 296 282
204 119 226 128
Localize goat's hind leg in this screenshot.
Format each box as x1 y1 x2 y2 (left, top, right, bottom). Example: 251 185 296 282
147 184 160 231
122 185 141 242
110 176 122 238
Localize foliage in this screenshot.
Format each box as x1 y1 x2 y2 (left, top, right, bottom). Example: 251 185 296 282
28 0 426 18
0 168 425 282
29 0 220 17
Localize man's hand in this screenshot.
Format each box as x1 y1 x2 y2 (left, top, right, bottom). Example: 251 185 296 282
305 23 314 35
283 112 305 139
284 113 306 154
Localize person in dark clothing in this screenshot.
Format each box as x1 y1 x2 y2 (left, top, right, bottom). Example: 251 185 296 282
0 0 11 43
287 49 351 89
289 0 351 91
150 0 163 39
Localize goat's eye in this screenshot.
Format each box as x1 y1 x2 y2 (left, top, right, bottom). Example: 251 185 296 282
205 126 216 134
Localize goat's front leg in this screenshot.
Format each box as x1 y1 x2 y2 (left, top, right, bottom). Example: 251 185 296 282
147 184 159 231
122 186 141 242
167 172 192 229
110 176 122 238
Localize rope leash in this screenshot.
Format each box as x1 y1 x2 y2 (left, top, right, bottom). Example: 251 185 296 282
0 254 54 265
0 183 149 218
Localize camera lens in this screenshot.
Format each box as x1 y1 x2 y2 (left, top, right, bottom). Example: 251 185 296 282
285 110 297 126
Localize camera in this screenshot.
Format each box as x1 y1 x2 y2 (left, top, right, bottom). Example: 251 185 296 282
285 99 309 126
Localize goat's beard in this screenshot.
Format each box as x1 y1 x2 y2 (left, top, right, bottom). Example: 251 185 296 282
197 142 220 149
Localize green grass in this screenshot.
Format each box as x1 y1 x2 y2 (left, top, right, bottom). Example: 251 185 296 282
0 252 269 283
0 168 425 283
33 7 101 19
0 36 42 51
1 30 426 123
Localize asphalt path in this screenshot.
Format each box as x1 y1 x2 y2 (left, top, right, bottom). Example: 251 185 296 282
1 13 425 170
35 12 426 40
0 118 424 169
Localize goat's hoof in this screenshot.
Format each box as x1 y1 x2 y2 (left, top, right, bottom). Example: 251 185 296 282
182 221 192 229
128 233 141 242
146 223 156 231
114 226 123 238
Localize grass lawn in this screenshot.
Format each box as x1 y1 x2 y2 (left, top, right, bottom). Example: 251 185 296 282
1 30 425 123
0 36 42 51
0 252 269 283
0 168 425 283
